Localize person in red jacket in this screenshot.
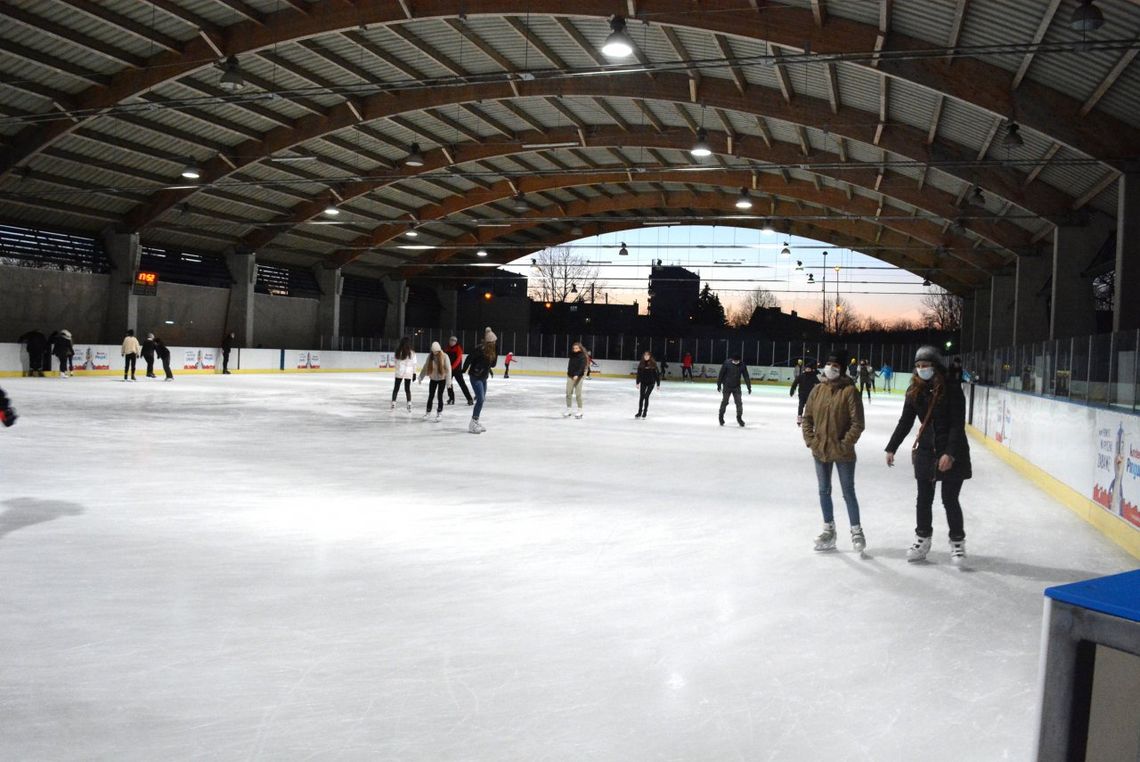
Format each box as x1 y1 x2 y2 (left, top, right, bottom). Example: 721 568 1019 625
681 352 694 381
444 336 473 405
504 351 515 379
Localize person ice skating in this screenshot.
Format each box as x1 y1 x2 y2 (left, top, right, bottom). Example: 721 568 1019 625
789 361 820 426
121 329 141 381
462 327 497 433
52 329 73 377
801 350 866 554
154 338 174 380
858 359 874 403
716 353 752 427
659 359 669 380
141 333 157 377
221 332 235 374
885 346 972 565
586 349 595 378
0 386 17 427
564 341 589 418
444 336 473 406
634 351 661 418
418 341 452 422
18 329 48 377
503 351 514 379
880 364 894 393
681 352 693 381
390 336 416 411
948 356 964 383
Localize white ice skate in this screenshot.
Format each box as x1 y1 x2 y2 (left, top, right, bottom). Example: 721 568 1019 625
468 419 482 434
406 402 412 412
574 412 583 419
433 412 442 422
949 540 967 567
813 522 836 552
906 535 932 562
851 525 867 556
422 412 431 420
563 408 573 417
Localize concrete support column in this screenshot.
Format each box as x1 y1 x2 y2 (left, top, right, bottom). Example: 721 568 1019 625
1115 172 1140 332
1052 220 1110 340
989 274 1015 350
973 289 992 353
437 288 457 332
102 230 140 343
383 279 407 339
315 266 343 349
225 251 256 347
1014 253 1052 345
960 294 975 353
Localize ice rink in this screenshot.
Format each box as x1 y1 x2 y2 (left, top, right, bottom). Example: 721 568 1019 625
0 371 1133 761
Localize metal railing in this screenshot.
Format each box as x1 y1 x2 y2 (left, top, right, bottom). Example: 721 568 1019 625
962 329 1140 412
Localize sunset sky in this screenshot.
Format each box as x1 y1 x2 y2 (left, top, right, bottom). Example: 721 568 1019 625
503 225 932 325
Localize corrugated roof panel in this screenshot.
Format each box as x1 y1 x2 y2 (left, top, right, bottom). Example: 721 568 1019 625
934 97 998 154
0 47 100 95
1 18 126 78
886 78 941 133
955 0 1050 76
834 62 882 117
91 0 199 44
890 0 960 44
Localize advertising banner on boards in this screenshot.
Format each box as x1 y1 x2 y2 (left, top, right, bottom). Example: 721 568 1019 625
1093 411 1140 529
72 346 110 371
297 352 320 369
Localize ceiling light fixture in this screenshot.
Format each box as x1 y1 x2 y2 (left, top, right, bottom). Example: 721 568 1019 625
476 249 488 257
180 158 200 180
601 16 635 59
218 55 245 92
619 242 629 256
735 188 753 210
269 154 319 163
323 202 340 216
1070 0 1105 31
1003 123 1024 149
405 229 418 238
521 141 579 149
405 143 425 167
762 220 775 233
690 128 712 158
511 193 529 211
781 242 791 256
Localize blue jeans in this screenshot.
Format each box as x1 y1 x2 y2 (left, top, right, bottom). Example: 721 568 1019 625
471 378 486 419
814 459 861 525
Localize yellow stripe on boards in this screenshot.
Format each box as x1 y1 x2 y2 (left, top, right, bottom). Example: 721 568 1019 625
967 426 1140 560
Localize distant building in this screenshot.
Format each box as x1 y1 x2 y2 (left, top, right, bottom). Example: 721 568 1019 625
647 262 699 329
747 306 822 339
531 300 639 334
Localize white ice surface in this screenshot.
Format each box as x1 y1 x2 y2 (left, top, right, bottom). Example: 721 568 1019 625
0 373 1133 761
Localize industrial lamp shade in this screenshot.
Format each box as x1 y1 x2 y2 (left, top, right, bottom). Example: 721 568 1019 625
735 188 753 210
690 128 712 158
601 16 634 58
1070 0 1104 32
218 56 244 92
405 143 425 167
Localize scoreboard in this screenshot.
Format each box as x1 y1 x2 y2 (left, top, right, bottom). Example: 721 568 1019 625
133 270 158 296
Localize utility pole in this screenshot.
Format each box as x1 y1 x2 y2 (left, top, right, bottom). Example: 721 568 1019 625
821 250 828 334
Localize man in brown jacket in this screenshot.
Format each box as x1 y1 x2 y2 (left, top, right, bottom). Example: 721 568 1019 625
802 349 867 554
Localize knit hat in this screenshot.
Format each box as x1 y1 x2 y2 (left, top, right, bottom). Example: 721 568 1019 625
430 341 442 353
60 329 71 339
448 335 457 343
484 327 497 342
147 333 154 340
825 348 849 366
914 345 946 368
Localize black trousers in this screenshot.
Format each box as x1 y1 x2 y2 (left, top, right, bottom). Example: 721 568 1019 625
391 377 411 401
124 353 137 378
447 372 473 404
719 388 743 421
637 383 655 415
143 353 155 377
860 381 872 401
916 477 966 541
682 367 693 380
222 349 231 373
797 398 808 417
426 379 445 413
160 356 173 379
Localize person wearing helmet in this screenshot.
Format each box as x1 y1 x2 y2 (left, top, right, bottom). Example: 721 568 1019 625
885 346 973 566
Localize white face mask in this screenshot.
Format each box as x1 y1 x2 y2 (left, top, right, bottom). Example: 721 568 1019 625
917 367 935 381
823 366 841 380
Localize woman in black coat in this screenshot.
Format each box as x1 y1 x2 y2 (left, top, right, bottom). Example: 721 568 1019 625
885 346 972 565
634 351 660 418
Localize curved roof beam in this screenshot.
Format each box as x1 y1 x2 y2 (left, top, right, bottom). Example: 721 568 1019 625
0 1 1133 182
231 125 1032 256
393 192 975 293
320 172 1001 275
119 73 1075 233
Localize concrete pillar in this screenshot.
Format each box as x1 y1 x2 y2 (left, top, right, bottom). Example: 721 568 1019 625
437 288 457 332
102 230 140 343
225 251 256 347
1052 220 1111 340
960 294 975 353
315 266 342 349
973 289 991 352
1014 253 1051 345
383 279 407 339
989 274 1015 350
1115 172 1140 332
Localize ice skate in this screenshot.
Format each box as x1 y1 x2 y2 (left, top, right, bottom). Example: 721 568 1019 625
851 525 867 556
737 418 745 427
813 522 836 552
474 420 486 433
949 540 967 567
468 419 481 434
563 408 573 417
574 412 583 419
406 402 412 412
422 412 431 420
389 401 395 411
906 535 932 562
433 412 442 422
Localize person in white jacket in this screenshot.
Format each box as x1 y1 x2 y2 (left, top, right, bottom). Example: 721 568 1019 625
418 341 453 421
121 329 141 381
390 336 416 411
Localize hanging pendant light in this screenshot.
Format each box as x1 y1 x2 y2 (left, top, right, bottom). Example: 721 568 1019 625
404 143 425 167
218 55 245 92
690 128 712 158
781 242 791 256
180 158 200 180
1070 0 1104 32
601 16 635 59
1002 123 1024 149
735 188 753 210
618 242 629 256
511 193 529 211
323 201 340 216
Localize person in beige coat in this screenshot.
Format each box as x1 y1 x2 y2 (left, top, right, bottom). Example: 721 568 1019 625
418 341 452 421
121 329 141 381
801 349 866 554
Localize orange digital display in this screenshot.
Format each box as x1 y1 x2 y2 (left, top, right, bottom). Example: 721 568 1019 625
135 271 158 286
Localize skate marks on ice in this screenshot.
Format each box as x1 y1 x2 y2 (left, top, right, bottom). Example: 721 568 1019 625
0 498 84 542
871 546 1102 583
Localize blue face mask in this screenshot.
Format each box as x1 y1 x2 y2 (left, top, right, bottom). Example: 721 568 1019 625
917 367 935 381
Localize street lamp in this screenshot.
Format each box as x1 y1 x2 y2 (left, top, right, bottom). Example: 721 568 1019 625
821 251 828 333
